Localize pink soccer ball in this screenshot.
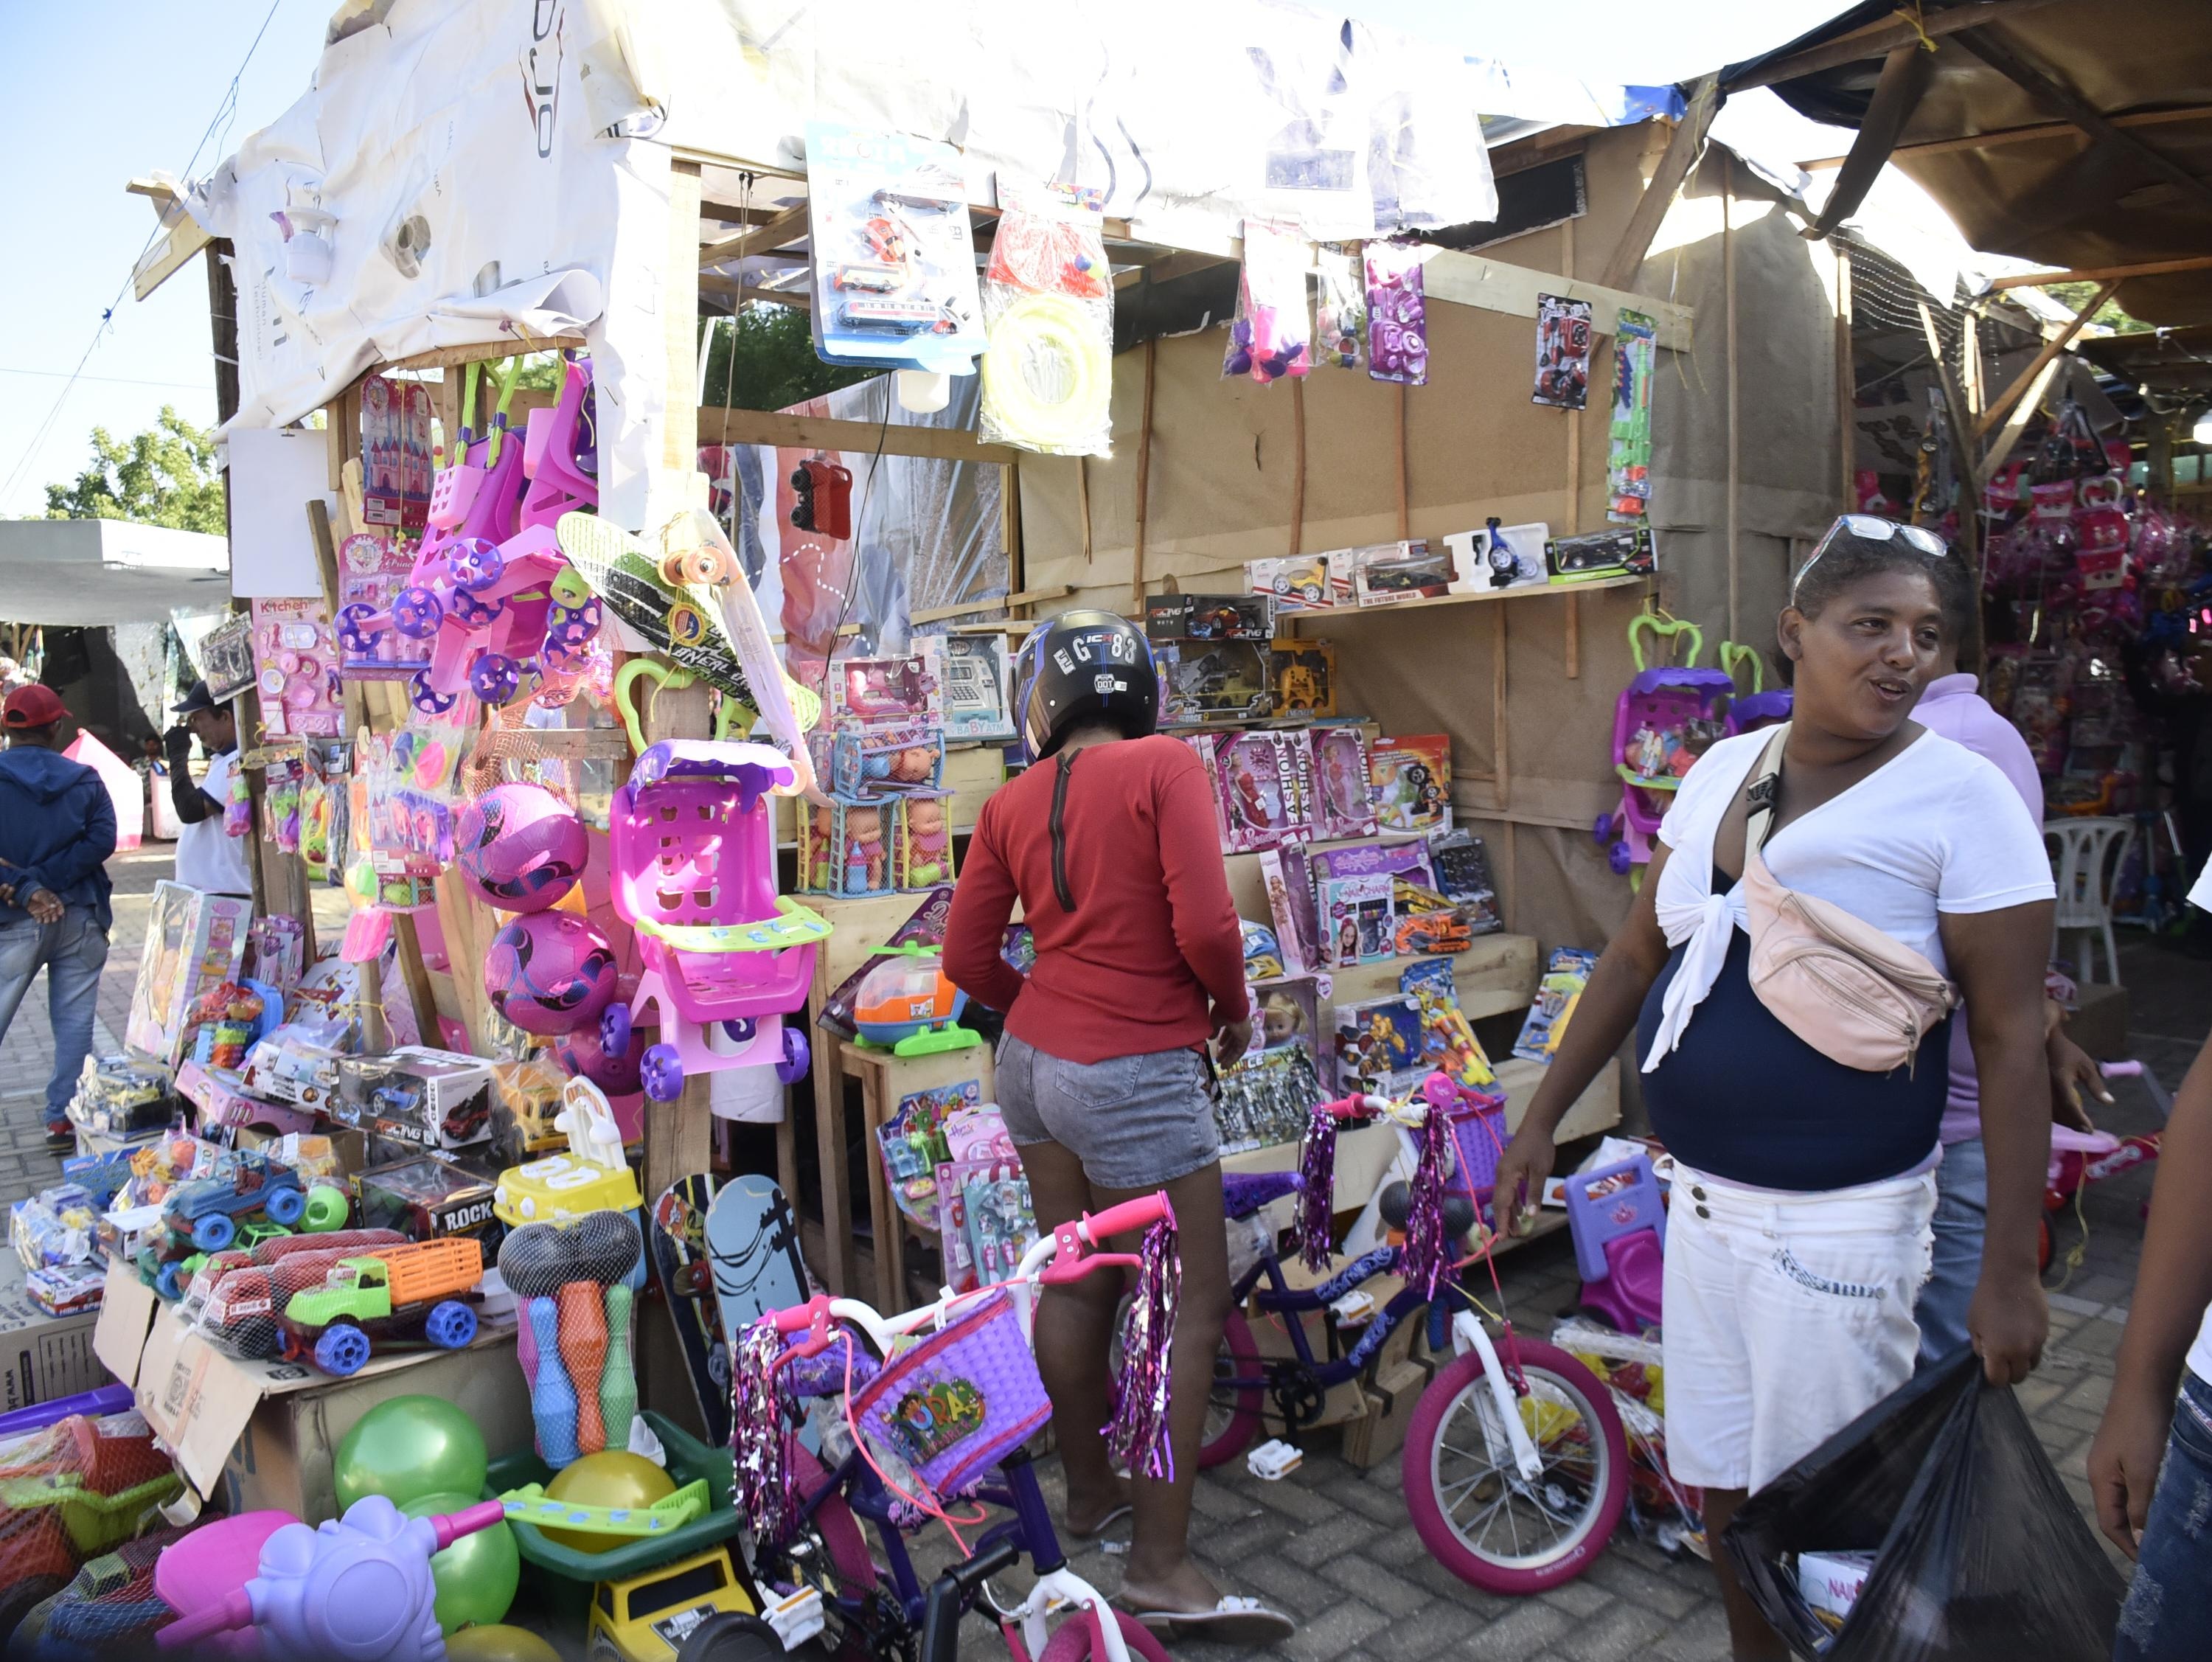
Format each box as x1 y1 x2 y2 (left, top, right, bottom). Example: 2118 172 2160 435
484 911 616 1036
454 783 587 913
554 1018 645 1096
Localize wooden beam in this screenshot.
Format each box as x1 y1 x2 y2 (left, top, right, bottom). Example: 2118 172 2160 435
1985 253 2212 291
1394 383 1410 540
1077 456 1094 566
1724 0 2076 94
1950 27 2212 217
1835 246 1857 511
698 202 810 268
1597 74 1719 292
128 177 214 302
1131 338 1157 613
1288 378 1307 559
700 273 811 310
1979 352 2065 479
1803 43 1939 240
382 336 585 373
1973 278 2116 437
1916 299 1981 575
698 406 1019 465
1423 249 1694 352
1800 103 2212 168
909 584 1074 626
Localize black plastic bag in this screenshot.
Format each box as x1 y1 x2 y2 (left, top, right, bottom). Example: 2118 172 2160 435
1722 1351 2126 1661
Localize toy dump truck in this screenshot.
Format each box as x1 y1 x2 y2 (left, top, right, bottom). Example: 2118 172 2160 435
278 1237 485 1375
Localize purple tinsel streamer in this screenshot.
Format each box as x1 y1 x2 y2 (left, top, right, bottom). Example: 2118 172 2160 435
731 1317 796 1541
1104 1214 1180 1481
1401 1108 1452 1300
1294 1102 1338 1271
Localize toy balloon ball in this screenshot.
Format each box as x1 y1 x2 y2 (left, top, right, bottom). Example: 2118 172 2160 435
539 1452 677 1554
455 783 587 914
333 1395 489 1510
484 910 616 1037
445 1627 563 1662
402 1489 520 1635
554 1018 644 1096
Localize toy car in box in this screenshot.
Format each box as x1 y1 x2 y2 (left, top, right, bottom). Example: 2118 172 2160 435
1144 592 1276 641
70 1056 174 1137
1156 641 1272 726
335 1047 496 1151
352 1153 502 1245
1545 524 1655 583
1268 639 1336 717
1350 540 1454 605
1245 555 1337 610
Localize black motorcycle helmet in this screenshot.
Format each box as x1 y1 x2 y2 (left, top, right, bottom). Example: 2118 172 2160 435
1013 609 1160 758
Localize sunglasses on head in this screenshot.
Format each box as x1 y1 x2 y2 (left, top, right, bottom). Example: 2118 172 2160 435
1791 515 1950 602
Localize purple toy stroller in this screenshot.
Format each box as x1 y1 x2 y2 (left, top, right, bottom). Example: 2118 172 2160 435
1721 641 1792 731
1594 616 1738 877
601 740 832 1102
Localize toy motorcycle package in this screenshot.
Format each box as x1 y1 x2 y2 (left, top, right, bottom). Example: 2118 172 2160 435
804 122 986 378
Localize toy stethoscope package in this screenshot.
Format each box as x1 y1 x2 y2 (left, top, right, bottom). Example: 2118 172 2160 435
804 122 985 378
979 178 1114 456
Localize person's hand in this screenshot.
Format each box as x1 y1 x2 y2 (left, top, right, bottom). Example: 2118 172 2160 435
2048 1030 2111 1133
2090 1381 2174 1559
1489 1129 1557 1239
1968 1268 2048 1385
1212 1015 1252 1067
25 891 63 925
163 723 192 757
0 883 12 907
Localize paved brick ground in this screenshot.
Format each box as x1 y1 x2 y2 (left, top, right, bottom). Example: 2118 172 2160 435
0 855 2191 1660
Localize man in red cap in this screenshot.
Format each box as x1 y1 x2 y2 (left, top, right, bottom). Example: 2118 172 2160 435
0 686 116 1150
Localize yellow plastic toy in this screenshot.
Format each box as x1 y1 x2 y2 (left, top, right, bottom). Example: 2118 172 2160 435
493 1077 643 1227
588 1545 761 1661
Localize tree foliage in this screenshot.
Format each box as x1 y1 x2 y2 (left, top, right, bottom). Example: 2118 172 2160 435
44 406 226 534
702 302 873 411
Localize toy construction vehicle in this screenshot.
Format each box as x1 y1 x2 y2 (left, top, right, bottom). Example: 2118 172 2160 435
161 1153 308 1254
588 1545 769 1662
278 1237 485 1376
1394 880 1475 957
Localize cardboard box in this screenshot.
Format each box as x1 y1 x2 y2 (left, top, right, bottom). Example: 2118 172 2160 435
1340 1355 1433 1469
0 1252 109 1412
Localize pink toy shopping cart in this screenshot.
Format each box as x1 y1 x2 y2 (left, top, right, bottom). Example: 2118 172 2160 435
602 740 832 1102
1593 616 1738 877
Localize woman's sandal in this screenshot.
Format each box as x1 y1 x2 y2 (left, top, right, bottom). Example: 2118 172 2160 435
1125 1596 1296 1647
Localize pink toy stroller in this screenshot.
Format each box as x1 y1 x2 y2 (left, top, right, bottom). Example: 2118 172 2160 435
601 740 832 1102
1563 1155 1666 1335
1593 616 1737 877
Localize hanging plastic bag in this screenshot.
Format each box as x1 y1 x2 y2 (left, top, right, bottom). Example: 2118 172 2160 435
979 181 1114 456
1722 1352 2125 1661
1222 219 1311 384
1313 243 1366 370
1365 240 1427 386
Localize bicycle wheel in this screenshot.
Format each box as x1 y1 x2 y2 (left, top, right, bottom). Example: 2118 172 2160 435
1036 1608 1175 1662
1402 1339 1629 1593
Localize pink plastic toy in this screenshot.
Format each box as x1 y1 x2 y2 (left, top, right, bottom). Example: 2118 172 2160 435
518 355 599 531
156 1494 506 1661
1593 617 1736 878
1563 1155 1666 1335
600 740 831 1101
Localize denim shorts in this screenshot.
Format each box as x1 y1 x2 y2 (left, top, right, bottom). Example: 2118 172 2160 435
994 1032 1220 1190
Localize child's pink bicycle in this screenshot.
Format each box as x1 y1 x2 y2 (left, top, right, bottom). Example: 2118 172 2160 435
714 1195 1182 1662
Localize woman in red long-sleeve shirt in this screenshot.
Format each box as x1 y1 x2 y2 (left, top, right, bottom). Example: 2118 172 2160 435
944 612 1291 1647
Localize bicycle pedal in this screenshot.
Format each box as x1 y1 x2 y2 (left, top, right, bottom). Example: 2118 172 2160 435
1329 1290 1377 1326
1248 1439 1303 1481
766 1587 825 1649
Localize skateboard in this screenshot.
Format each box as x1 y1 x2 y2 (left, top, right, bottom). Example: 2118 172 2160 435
706 1170 812 1357
648 1175 731 1447
555 512 757 705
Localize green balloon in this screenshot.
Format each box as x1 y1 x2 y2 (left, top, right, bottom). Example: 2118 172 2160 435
333 1394 489 1511
402 1490 520 1635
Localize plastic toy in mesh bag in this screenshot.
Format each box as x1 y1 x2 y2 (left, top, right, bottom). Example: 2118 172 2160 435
980 180 1114 456
498 1210 646 1470
15 1522 195 1655
0 1411 181 1639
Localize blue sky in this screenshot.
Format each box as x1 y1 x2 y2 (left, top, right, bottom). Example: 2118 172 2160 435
0 0 1845 520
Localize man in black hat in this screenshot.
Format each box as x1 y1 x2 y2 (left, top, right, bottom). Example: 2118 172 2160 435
163 682 252 899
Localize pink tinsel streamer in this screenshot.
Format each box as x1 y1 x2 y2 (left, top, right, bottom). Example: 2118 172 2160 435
1105 1214 1180 1481
1402 1108 1452 1300
731 1317 795 1541
1294 1102 1338 1271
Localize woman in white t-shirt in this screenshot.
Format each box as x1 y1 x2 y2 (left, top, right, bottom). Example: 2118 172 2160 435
2090 859 2212 1661
1492 521 2056 1661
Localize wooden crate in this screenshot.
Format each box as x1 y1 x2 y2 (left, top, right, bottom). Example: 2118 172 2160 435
1340 1355 1435 1470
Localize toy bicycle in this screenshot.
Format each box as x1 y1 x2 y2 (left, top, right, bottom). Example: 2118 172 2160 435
2042 1058 2170 1277
697 1196 1181 1662
1195 1078 1630 1594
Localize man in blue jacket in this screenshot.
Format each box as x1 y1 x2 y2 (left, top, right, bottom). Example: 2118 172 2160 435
0 686 116 1150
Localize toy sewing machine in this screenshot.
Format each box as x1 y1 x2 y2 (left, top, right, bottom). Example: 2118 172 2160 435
601 741 832 1102
495 1076 644 1226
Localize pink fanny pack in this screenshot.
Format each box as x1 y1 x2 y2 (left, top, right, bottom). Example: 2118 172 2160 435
1740 726 1956 1074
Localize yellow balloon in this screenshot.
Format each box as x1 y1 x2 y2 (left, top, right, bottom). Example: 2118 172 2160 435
445 1625 563 1662
539 1450 678 1554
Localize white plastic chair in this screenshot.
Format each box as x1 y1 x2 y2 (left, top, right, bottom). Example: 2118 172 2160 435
2045 818 2133 988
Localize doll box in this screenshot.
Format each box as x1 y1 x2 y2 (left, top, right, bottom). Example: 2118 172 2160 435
799 798 902 898
828 723 946 801
1318 872 1394 968
1191 730 1312 854
1301 727 1376 839
826 656 942 729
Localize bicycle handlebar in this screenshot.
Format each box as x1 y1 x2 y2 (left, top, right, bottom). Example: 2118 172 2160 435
1324 1093 1391 1122
1080 1194 1170 1241
2101 1061 2142 1079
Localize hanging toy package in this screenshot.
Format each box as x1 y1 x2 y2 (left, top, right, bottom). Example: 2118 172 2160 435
1313 242 1366 371
804 122 986 378
1222 219 1312 384
979 179 1114 456
1365 240 1428 386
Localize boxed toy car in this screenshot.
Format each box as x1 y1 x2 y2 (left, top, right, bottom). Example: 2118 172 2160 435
1349 540 1454 605
352 1153 502 1245
1546 524 1655 583
1144 593 1276 641
1157 641 1273 726
335 1047 497 1152
1245 555 1338 611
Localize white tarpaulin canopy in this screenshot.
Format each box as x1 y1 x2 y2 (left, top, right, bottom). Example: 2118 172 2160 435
0 521 231 626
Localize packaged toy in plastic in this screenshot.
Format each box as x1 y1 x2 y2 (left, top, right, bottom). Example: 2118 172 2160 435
1366 240 1429 386
1222 219 1311 384
1314 243 1366 371
981 180 1113 456
804 122 985 378
1514 947 1599 1063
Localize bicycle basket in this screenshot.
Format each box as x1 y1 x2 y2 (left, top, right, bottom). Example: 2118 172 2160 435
849 1289 1048 1500
1443 1093 1507 1206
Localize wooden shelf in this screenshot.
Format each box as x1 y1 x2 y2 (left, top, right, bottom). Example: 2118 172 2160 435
1278 572 1646 626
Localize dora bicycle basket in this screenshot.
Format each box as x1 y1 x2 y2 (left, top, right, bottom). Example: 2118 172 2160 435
848 1289 1049 1501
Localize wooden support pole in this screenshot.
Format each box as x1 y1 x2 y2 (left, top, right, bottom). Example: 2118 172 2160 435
1723 0 2074 94
1802 104 2212 170
1001 462 1026 600
1836 246 1857 510
1599 75 1719 293
1916 300 1982 591
1986 253 2212 291
1289 378 1307 558
1492 605 1509 805
1394 383 1411 540
1077 456 1094 565
1974 279 2117 437
1131 338 1157 614
1724 152 1741 644
1565 596 1581 680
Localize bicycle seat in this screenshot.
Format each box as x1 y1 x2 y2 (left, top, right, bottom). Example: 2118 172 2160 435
1377 1181 1478 1242
1222 1170 1303 1220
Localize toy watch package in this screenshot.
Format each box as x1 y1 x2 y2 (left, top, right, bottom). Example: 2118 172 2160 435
1270 639 1337 719
804 122 986 377
1319 872 1394 967
1368 734 1451 833
1144 593 1276 641
1304 727 1376 838
1157 641 1273 726
1514 947 1600 1064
